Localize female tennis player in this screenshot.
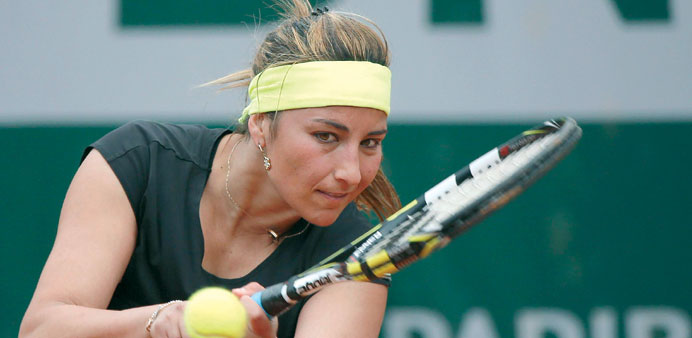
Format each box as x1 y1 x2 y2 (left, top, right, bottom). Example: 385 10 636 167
19 1 400 337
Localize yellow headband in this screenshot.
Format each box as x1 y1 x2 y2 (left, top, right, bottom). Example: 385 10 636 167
239 61 391 123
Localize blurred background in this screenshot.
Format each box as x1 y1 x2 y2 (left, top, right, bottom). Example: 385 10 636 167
2 0 691 337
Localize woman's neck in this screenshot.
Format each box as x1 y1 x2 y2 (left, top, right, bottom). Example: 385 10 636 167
212 134 301 238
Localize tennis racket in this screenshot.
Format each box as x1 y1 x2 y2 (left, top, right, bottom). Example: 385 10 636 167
251 117 582 317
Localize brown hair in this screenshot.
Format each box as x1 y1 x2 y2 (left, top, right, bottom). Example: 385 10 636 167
206 0 401 220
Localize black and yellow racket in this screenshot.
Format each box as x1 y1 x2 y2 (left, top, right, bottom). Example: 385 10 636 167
251 117 582 316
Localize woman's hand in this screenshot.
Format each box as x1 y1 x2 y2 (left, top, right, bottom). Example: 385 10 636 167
233 282 279 338
148 282 277 338
147 301 190 338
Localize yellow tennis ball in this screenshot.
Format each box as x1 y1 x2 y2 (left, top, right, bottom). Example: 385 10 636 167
184 287 247 338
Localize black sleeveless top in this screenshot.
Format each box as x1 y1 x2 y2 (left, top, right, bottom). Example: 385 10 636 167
82 121 386 337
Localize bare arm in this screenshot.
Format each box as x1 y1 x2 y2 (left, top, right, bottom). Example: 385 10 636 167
20 150 275 338
294 281 388 338
19 150 163 337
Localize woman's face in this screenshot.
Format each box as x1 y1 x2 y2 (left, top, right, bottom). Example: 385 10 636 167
264 106 388 226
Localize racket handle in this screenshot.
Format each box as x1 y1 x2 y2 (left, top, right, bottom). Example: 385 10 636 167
251 283 294 318
250 291 271 318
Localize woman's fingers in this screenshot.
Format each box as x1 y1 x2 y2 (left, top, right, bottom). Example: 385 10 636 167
240 295 278 338
232 281 265 298
231 282 277 338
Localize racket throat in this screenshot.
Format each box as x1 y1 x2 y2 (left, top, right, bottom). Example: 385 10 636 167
291 263 349 297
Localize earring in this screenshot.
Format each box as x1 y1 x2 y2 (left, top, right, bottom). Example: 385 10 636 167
258 144 271 171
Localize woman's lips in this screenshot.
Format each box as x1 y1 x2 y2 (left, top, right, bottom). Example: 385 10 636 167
317 190 349 201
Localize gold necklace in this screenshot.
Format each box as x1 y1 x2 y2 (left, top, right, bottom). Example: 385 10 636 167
224 138 310 243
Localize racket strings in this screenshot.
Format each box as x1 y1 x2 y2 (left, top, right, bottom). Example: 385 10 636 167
356 119 579 276
431 136 548 219
360 129 568 268
446 131 576 248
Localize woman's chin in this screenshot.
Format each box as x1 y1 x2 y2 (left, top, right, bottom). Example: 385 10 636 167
304 209 345 227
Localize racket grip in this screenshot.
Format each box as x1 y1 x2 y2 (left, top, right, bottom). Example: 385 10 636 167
250 291 271 318
251 283 294 318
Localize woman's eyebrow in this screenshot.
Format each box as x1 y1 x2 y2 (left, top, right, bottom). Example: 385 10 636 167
367 129 387 136
312 118 349 131
311 118 387 136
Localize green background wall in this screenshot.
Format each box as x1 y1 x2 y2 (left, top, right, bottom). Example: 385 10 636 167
3 121 690 337
119 0 669 26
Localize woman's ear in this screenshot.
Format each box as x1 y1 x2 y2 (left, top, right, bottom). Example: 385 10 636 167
247 114 269 147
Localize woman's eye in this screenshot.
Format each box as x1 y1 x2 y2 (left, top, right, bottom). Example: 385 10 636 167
361 138 381 148
314 132 336 143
